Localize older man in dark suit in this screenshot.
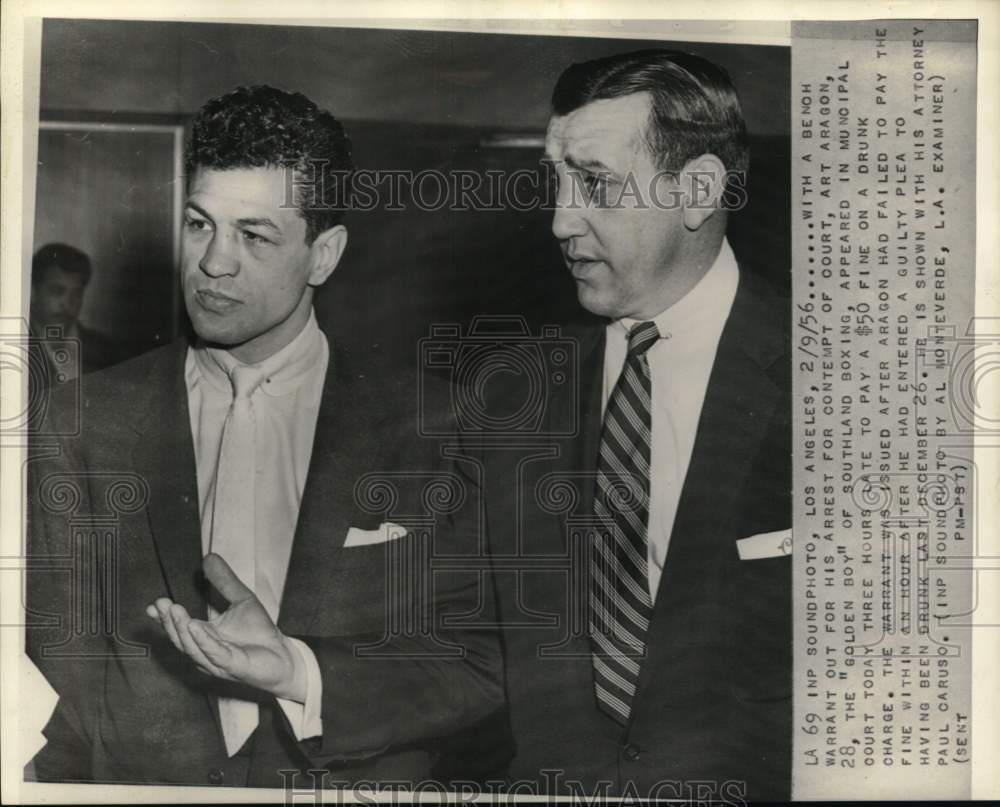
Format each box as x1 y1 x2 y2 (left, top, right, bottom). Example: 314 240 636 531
473 50 791 801
26 85 501 788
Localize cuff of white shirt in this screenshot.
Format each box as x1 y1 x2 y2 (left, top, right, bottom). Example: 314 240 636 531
276 636 323 740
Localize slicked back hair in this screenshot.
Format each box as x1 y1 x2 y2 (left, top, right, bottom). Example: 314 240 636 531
551 49 749 177
185 85 354 244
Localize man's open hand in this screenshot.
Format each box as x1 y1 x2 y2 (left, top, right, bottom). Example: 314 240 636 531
145 553 306 702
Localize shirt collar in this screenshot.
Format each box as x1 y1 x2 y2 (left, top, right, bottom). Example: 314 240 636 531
613 238 739 342
192 309 327 398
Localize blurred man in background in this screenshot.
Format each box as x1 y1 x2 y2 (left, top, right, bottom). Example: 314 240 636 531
30 242 124 378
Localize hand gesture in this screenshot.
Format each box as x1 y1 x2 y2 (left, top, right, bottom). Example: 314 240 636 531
146 553 305 701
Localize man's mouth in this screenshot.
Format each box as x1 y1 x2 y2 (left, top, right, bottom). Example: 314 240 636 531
194 289 242 313
566 254 602 278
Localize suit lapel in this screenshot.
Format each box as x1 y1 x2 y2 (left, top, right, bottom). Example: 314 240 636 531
539 324 604 557
635 271 786 697
130 336 381 632
553 324 605 499
277 340 383 635
570 325 606 489
131 343 208 618
667 271 785 559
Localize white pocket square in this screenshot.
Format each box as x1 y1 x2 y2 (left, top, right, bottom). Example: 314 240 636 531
343 522 408 548
736 529 792 560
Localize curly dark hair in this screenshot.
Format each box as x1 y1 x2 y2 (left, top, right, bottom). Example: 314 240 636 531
184 85 354 243
552 49 749 177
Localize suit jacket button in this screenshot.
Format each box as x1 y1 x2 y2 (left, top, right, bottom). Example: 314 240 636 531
208 768 225 785
623 743 641 761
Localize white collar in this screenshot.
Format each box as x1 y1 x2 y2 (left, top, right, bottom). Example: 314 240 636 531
192 309 326 398
613 238 739 342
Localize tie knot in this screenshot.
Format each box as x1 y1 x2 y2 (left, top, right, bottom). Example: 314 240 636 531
627 321 660 358
229 364 264 401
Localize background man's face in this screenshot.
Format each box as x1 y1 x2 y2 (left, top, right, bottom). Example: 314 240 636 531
181 167 316 363
31 266 86 332
545 93 687 320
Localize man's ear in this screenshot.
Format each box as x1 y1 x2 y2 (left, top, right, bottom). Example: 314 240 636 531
679 154 727 231
307 225 348 287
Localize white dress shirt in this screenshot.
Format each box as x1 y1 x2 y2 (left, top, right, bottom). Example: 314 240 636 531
602 239 739 601
185 310 327 743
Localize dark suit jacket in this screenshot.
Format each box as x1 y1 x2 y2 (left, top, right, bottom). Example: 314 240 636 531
77 323 127 373
29 322 125 383
25 334 503 788
471 270 791 801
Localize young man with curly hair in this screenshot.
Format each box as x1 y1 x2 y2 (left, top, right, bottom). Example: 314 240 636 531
26 85 502 788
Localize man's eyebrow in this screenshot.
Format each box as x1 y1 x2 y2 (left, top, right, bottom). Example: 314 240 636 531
564 153 618 176
235 216 282 234
184 203 283 235
184 201 213 220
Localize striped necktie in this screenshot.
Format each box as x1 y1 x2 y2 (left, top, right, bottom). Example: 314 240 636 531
590 320 659 724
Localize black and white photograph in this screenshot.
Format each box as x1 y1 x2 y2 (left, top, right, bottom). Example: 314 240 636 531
0 2 996 803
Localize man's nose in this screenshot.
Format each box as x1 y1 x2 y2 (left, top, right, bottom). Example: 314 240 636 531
551 182 589 241
199 232 239 278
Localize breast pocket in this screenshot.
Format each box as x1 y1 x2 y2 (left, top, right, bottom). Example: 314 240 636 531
315 534 438 637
